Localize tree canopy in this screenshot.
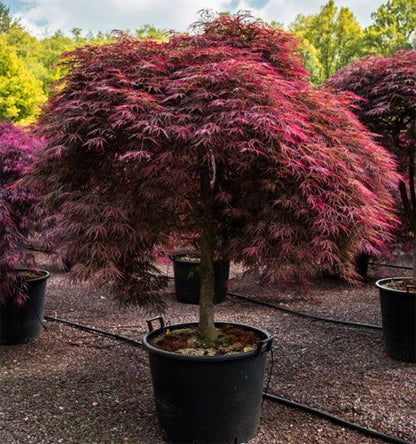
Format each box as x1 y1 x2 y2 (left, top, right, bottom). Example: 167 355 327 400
328 50 416 266
290 0 364 83
29 13 400 340
0 0 413 119
0 122 43 304
365 0 416 55
0 40 45 123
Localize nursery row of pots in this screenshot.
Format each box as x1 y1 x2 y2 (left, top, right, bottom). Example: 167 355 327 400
2 14 416 443
2 254 415 443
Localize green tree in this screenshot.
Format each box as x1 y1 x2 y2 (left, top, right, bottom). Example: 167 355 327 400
135 24 167 42
0 2 19 33
1 26 48 91
290 0 364 83
365 0 416 55
288 15 323 83
0 40 46 122
37 31 75 89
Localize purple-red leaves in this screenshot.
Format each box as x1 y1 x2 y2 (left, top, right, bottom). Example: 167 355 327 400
30 13 399 305
328 50 415 238
0 122 43 304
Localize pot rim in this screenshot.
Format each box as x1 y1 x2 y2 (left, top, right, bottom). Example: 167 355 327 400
169 255 230 266
14 267 50 282
142 321 273 362
375 277 414 293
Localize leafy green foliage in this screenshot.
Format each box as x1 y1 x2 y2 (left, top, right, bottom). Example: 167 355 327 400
0 2 19 33
365 0 416 55
290 0 364 83
135 25 167 42
0 40 45 122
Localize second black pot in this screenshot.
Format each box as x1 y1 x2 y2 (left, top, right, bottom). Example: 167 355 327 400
0 268 49 345
376 277 416 362
171 255 230 304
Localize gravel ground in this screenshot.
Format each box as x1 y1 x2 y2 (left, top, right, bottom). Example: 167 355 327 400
1 256 415 444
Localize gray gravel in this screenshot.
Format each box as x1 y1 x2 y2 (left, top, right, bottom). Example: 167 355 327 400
1 257 415 443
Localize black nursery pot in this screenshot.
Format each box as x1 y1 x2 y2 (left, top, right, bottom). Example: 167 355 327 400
376 277 416 363
142 317 274 444
0 269 49 345
171 255 230 304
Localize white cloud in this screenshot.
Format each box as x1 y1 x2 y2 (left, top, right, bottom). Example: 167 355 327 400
14 0 230 36
234 0 385 28
9 0 387 37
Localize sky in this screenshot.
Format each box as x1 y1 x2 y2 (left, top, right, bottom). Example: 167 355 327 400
5 0 386 36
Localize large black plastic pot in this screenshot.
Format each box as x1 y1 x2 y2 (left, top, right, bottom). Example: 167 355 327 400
142 317 274 444
171 254 230 304
376 277 416 363
0 269 49 345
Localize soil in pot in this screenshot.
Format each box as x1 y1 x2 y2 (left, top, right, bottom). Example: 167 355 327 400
150 323 262 356
381 277 416 292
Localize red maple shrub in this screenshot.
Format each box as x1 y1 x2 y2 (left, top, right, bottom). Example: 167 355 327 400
29 13 399 339
0 122 43 304
328 50 416 274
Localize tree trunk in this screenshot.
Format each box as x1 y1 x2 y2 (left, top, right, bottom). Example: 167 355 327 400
199 222 217 341
198 166 217 342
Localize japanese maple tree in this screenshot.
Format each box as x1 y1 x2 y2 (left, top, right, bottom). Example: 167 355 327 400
29 13 399 340
0 122 43 304
328 50 416 278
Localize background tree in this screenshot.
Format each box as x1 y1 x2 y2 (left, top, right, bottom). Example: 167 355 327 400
1 26 50 94
364 0 416 55
0 122 43 304
37 31 76 93
135 25 167 42
0 1 19 33
0 40 45 122
328 50 416 276
289 0 364 83
30 14 399 340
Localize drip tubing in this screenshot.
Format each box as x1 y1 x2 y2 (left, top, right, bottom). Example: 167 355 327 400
369 262 412 271
263 393 411 444
44 314 410 443
227 291 382 330
44 315 143 347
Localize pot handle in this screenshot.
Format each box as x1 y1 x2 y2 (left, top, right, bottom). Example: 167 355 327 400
146 316 165 332
255 335 275 355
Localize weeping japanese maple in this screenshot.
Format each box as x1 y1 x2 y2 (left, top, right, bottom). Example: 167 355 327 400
328 50 415 277
0 122 43 304
30 13 399 340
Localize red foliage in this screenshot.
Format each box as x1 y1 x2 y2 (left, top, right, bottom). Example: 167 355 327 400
328 50 415 239
30 13 399 307
0 122 43 304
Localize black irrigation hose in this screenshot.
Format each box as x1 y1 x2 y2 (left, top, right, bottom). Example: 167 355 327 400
369 262 413 271
227 291 383 330
263 393 411 444
45 314 409 443
44 315 143 347
43 314 410 444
